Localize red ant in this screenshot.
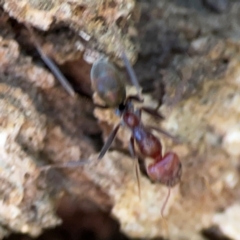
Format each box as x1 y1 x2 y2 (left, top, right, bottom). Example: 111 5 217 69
27 22 182 219
91 51 182 217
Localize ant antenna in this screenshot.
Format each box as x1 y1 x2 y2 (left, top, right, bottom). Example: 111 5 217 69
121 51 142 100
25 24 75 97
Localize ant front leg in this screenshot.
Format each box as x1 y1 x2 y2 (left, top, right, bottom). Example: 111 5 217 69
98 123 121 159
129 135 141 199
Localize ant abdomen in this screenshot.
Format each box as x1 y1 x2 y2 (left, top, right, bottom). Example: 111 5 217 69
147 152 182 187
90 59 126 107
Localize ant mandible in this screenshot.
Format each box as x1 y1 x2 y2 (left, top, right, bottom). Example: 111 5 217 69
91 51 182 216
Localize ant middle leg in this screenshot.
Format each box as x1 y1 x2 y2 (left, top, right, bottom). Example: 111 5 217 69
28 159 89 186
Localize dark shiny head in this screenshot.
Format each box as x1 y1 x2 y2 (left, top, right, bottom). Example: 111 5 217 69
147 152 182 187
90 59 126 107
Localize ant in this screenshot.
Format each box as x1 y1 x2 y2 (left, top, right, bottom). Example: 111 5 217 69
27 23 182 220
91 51 182 217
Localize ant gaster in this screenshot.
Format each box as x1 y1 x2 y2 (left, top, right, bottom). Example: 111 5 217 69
91 52 182 217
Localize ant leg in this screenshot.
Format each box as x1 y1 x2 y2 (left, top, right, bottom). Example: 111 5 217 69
26 25 75 97
28 160 89 186
39 160 89 172
98 123 121 159
129 135 141 199
135 106 164 120
94 104 109 109
126 95 144 103
147 126 179 143
140 107 165 120
161 187 170 235
121 51 142 99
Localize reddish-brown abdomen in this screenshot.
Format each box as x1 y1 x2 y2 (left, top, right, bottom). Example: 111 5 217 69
147 152 182 187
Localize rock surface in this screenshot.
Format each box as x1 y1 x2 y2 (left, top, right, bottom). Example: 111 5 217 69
1 0 240 240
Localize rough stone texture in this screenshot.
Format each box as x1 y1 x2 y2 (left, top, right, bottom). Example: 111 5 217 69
213 203 240 240
0 78 61 237
1 0 240 240
2 0 138 65
93 0 240 239
0 10 98 238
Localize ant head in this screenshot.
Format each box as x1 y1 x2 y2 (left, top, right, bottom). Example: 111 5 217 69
91 59 126 107
147 152 182 187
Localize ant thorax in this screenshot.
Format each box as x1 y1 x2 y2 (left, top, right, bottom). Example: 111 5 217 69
94 85 164 150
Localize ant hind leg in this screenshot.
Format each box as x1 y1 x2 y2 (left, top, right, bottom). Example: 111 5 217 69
161 187 171 236
129 135 141 200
